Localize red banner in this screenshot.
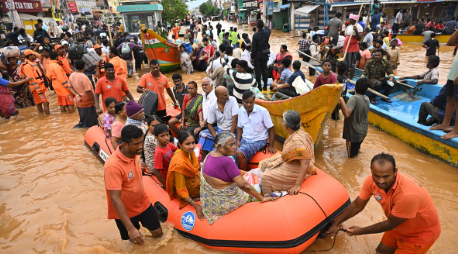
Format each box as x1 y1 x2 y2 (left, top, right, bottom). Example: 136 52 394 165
1 0 42 12
67 1 78 13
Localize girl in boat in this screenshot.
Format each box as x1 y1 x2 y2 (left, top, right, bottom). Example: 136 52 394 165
201 131 277 224
111 102 127 150
260 110 317 195
166 130 203 219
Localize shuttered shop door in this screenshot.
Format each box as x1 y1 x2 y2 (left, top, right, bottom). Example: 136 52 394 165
273 11 288 29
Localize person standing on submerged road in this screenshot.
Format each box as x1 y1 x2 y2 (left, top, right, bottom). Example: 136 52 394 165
104 125 163 245
251 20 271 91
327 153 441 254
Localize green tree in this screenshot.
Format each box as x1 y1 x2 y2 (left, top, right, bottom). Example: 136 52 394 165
199 2 219 17
162 0 189 24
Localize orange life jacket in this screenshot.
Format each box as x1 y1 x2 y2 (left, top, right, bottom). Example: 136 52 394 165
19 60 46 93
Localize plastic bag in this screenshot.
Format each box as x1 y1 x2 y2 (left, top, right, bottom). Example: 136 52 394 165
244 168 263 202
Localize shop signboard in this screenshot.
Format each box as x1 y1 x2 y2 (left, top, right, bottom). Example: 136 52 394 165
267 0 273 15
1 0 42 12
273 0 281 13
67 1 78 14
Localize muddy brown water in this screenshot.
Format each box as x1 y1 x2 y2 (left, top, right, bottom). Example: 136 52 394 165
1 22 457 253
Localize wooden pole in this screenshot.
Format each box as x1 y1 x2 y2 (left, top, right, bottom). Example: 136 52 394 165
108 24 113 47
338 0 367 61
300 60 390 100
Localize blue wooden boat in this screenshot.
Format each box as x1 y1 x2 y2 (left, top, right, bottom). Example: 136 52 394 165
346 79 458 166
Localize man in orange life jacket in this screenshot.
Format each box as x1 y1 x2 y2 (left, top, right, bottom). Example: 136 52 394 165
94 44 110 79
46 51 75 113
19 50 50 115
55 45 73 76
109 47 128 82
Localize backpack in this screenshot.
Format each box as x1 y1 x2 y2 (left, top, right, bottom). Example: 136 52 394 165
183 43 193 54
68 44 87 60
121 42 131 60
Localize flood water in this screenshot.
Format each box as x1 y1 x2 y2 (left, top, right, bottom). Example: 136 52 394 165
1 22 457 253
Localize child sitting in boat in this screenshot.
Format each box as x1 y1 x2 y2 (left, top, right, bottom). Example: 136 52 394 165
111 102 127 150
313 59 337 89
142 115 162 174
153 124 178 187
270 58 292 92
102 97 117 138
398 55 440 86
201 131 277 224
260 110 317 195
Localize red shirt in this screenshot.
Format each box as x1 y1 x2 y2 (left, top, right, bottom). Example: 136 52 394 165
313 73 337 89
95 76 128 111
359 173 441 245
138 72 170 111
104 148 150 219
154 143 178 180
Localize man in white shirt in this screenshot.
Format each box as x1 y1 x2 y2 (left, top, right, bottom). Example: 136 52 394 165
233 45 243 60
241 44 254 72
236 90 276 170
201 77 217 128
198 86 239 156
267 47 276 67
363 28 373 46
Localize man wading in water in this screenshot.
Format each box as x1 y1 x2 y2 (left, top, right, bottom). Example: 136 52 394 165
104 125 163 244
327 153 441 254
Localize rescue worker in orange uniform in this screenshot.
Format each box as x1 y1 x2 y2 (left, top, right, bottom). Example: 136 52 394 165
55 45 73 75
108 47 128 82
40 47 51 77
46 51 75 113
94 44 110 79
19 50 50 115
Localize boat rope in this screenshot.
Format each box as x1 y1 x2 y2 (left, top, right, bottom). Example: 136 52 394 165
143 172 165 190
299 191 347 252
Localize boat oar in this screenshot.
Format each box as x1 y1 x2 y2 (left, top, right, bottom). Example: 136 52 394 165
296 49 322 64
396 79 422 98
338 0 367 62
301 60 390 101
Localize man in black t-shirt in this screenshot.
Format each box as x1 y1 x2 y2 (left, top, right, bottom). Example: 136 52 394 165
167 73 188 133
422 33 440 56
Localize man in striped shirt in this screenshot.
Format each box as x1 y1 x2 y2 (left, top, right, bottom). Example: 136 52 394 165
224 60 257 104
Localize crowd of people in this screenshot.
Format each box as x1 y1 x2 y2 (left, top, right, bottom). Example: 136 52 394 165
0 12 454 253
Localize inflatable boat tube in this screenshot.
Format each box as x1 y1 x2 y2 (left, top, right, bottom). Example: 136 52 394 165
247 148 281 170
145 169 350 254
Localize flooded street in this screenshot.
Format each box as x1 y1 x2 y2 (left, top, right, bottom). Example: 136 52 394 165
1 22 457 253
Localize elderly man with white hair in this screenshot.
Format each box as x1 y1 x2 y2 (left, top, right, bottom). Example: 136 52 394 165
199 77 217 130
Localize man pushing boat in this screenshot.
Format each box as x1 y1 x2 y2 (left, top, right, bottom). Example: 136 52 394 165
327 153 441 254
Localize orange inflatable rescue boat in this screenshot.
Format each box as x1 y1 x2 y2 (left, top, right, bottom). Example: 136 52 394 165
84 107 351 254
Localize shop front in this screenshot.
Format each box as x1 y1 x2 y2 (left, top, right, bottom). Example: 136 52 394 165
0 0 42 34
116 3 163 34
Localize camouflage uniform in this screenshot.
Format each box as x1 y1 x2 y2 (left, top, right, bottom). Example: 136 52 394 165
362 59 394 99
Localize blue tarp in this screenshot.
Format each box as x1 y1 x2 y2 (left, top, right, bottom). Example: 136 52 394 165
280 4 291 11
